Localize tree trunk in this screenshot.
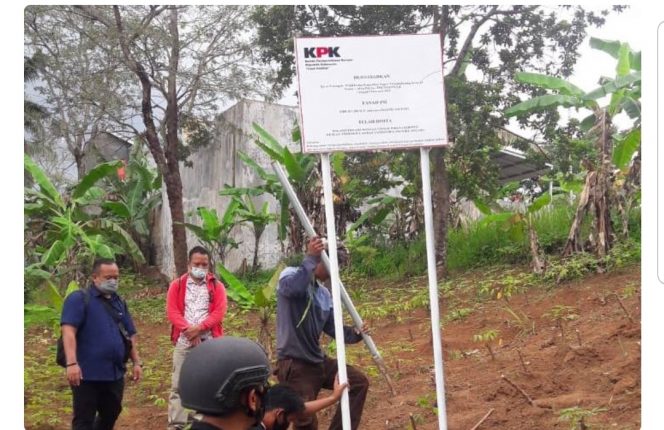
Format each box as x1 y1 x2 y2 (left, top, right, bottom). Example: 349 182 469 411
432 149 451 276
592 109 613 257
112 5 188 275
163 169 188 275
527 216 545 274
562 171 594 256
620 147 640 239
253 229 262 272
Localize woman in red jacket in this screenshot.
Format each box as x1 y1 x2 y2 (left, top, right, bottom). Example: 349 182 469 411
166 246 227 430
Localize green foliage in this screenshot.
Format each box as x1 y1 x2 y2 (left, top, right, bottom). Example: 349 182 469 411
544 237 640 283
184 203 241 265
473 329 500 344
102 140 162 262
446 307 473 322
24 155 144 302
544 305 578 323
348 236 428 279
558 406 607 430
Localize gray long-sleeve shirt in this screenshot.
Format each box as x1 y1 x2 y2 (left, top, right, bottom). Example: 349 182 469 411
276 255 363 363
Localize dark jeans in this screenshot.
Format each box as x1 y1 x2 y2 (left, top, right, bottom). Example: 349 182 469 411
276 356 369 430
71 379 125 430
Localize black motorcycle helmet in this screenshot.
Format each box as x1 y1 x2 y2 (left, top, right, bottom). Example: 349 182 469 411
179 337 271 416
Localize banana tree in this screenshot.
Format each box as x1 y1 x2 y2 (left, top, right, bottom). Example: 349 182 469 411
478 190 552 274
505 37 641 258
219 186 278 272
183 203 242 266
240 123 353 255
216 262 284 359
24 155 145 300
102 140 162 266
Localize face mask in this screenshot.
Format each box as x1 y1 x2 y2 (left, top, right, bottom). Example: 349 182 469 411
97 279 119 294
190 267 207 280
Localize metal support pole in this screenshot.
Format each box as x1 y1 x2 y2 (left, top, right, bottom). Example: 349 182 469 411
321 153 351 430
419 147 448 430
272 162 396 394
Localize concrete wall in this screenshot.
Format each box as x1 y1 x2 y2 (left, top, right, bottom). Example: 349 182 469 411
152 100 300 278
81 132 130 175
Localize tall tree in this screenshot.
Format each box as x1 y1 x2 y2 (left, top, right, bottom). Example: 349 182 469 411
26 6 273 274
25 8 132 179
252 5 623 274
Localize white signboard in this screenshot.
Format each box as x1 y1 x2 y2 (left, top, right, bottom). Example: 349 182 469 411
295 34 449 153
659 21 664 284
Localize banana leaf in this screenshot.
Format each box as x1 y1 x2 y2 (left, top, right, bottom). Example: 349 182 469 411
514 72 585 97
24 154 63 208
613 128 641 169
72 160 123 200
216 263 253 309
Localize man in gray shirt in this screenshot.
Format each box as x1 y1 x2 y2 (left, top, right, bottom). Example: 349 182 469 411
275 237 369 430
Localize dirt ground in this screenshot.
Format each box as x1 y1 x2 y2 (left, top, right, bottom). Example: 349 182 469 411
25 265 640 429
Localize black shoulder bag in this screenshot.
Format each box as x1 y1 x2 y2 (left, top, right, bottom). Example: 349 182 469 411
99 297 133 364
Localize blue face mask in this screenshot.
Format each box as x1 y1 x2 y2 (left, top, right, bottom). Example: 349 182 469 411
190 267 207 280
98 279 119 294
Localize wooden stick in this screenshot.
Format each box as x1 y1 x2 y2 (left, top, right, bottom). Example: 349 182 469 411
408 328 414 341
469 408 495 430
409 413 418 430
501 374 535 406
575 329 582 347
610 293 634 323
517 349 530 374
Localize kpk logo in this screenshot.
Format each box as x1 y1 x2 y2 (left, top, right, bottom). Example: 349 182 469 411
304 46 341 58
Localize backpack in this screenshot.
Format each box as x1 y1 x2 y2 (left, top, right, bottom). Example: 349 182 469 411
56 289 90 367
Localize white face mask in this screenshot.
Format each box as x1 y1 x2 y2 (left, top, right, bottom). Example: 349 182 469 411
98 279 119 294
190 267 207 280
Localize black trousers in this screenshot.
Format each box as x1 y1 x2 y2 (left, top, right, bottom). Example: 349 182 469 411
71 379 125 430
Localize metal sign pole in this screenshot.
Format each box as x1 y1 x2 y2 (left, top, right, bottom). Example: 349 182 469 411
420 147 448 430
272 161 397 394
321 153 352 430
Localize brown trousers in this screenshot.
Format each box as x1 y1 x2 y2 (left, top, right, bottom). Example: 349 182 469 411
275 356 369 430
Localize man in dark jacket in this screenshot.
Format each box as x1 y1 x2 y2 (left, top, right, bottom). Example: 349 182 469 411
275 237 369 430
60 258 142 430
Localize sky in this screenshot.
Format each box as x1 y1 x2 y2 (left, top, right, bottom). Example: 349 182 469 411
6 3 664 429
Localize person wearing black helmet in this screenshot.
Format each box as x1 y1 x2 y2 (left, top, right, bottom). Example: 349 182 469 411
179 336 271 430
